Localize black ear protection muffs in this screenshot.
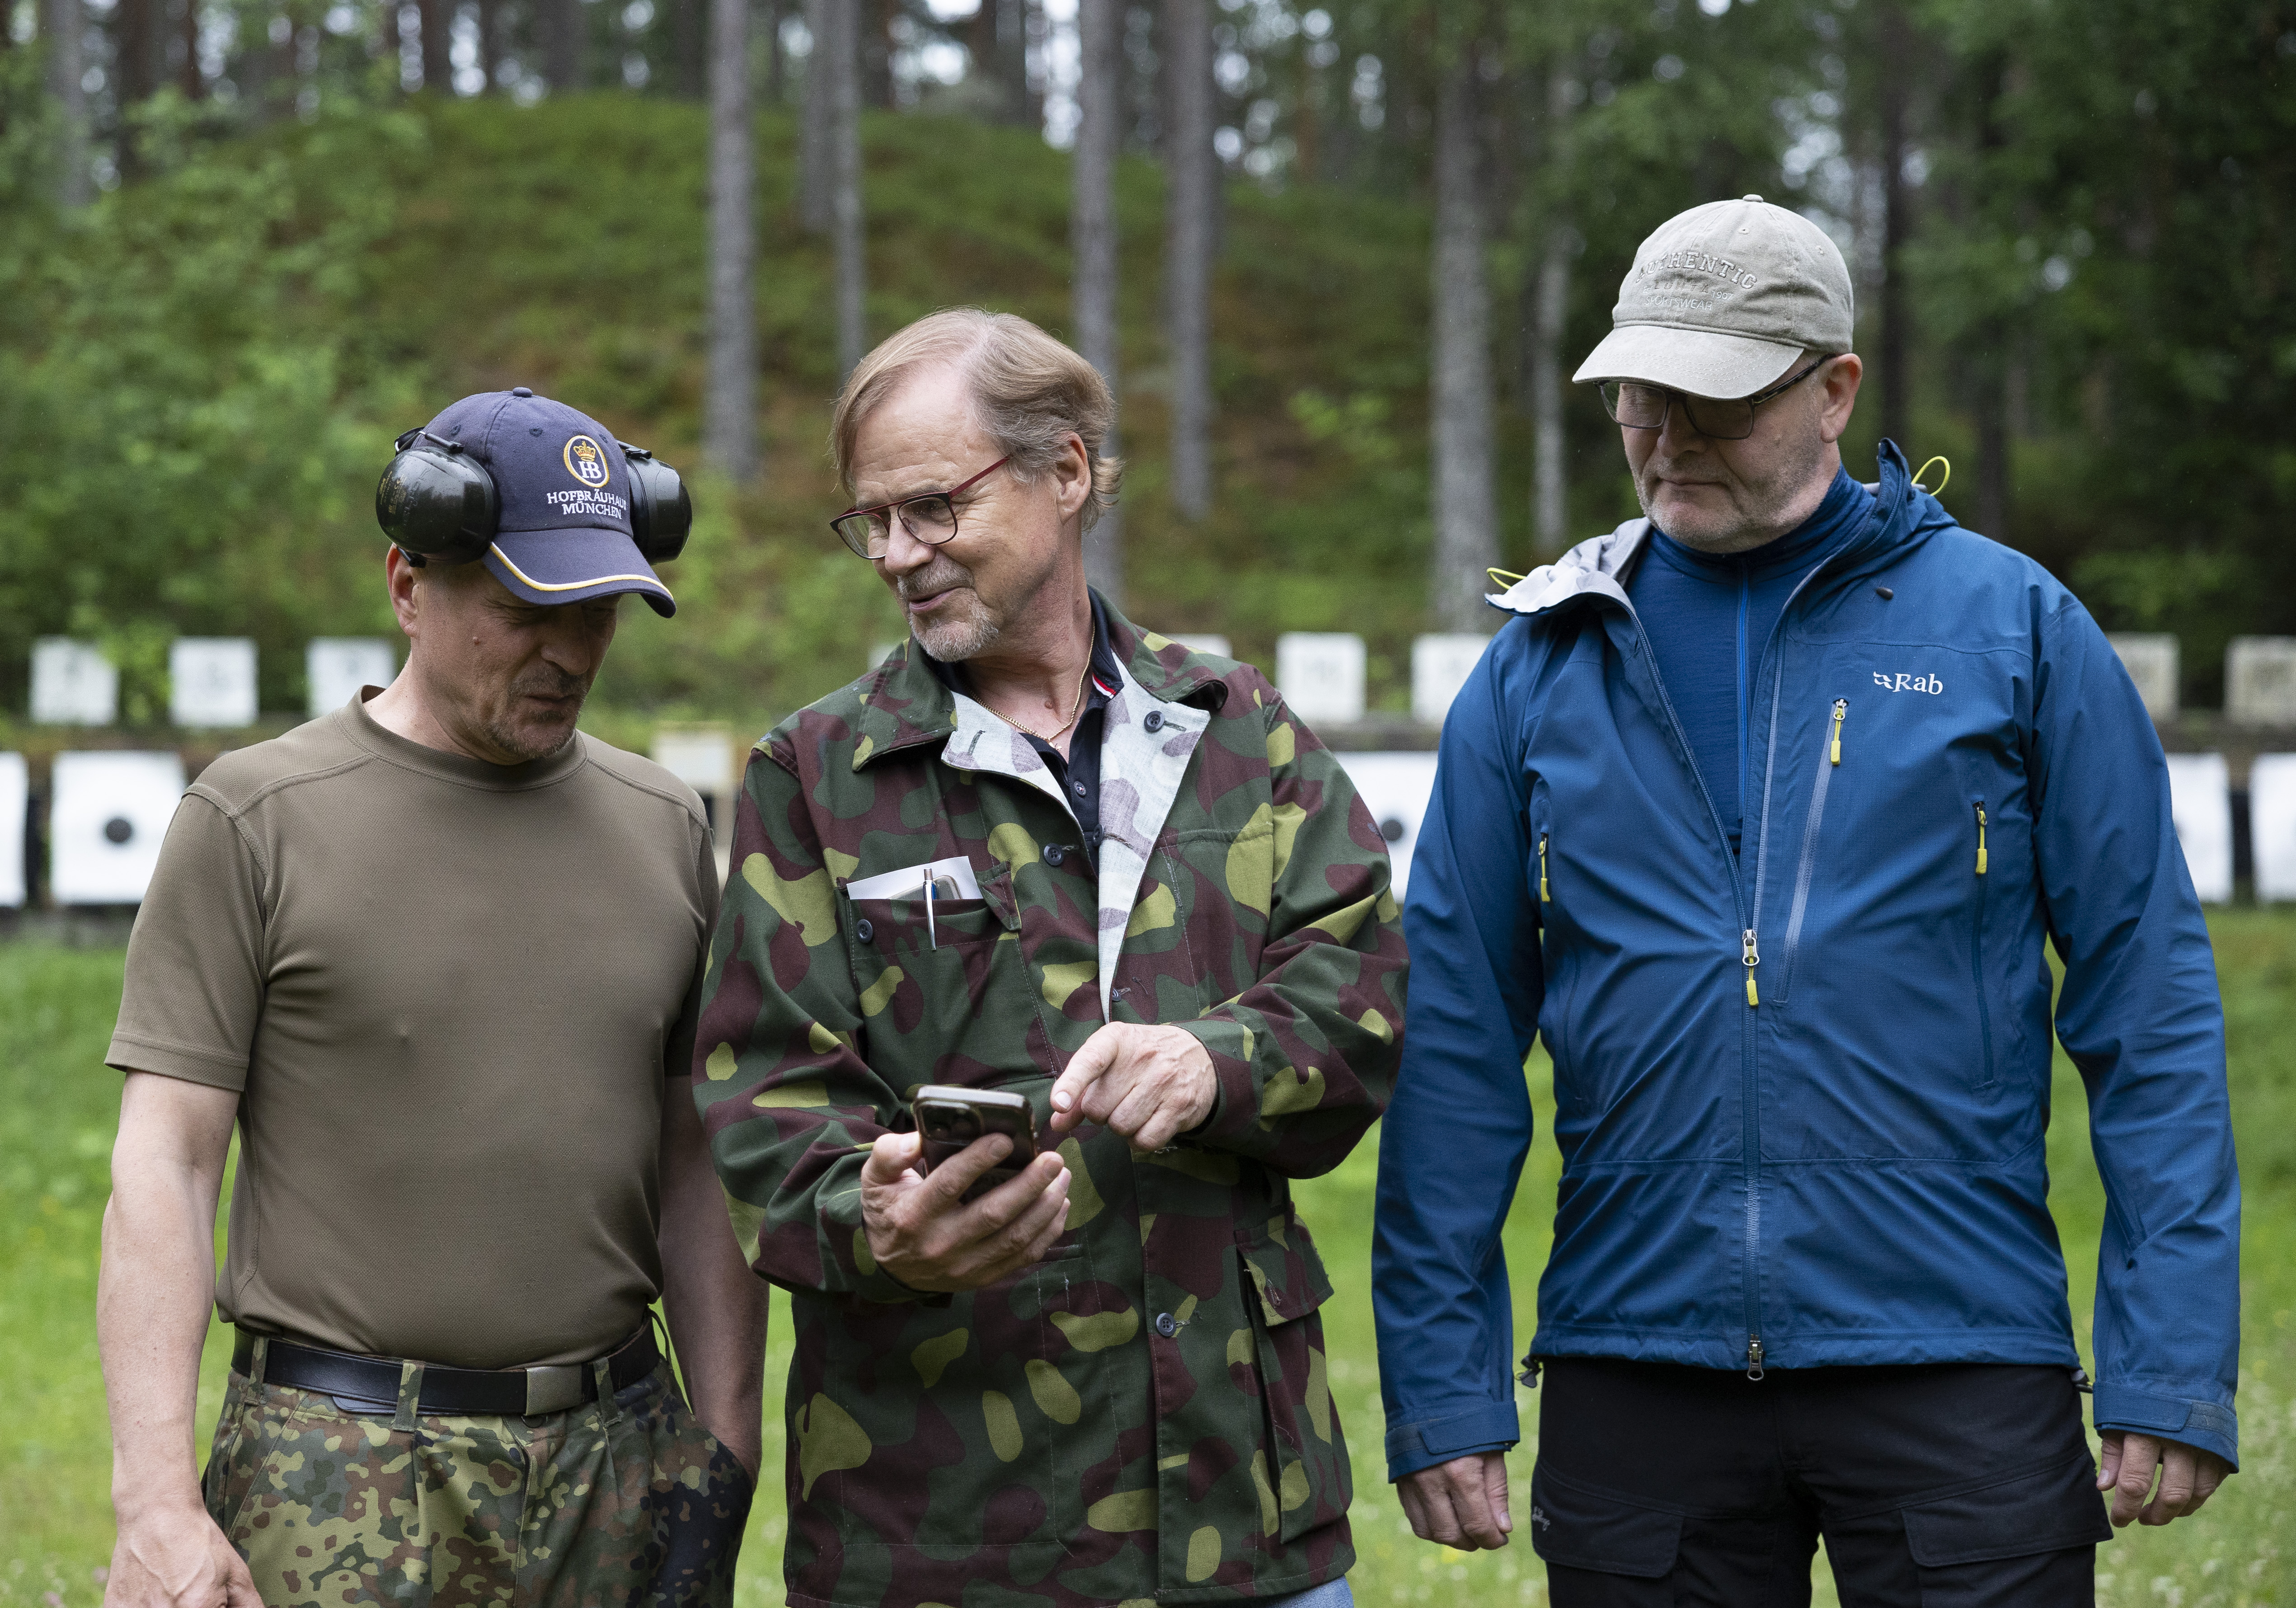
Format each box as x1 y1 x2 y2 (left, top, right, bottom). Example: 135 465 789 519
375 429 694 566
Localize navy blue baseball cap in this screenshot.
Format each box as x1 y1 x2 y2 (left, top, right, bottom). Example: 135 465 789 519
423 388 677 617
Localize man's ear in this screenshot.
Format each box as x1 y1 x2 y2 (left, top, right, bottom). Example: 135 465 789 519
1053 433 1093 521
1817 353 1864 445
385 547 425 640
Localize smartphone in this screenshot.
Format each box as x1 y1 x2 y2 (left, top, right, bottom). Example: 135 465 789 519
912 1085 1037 1203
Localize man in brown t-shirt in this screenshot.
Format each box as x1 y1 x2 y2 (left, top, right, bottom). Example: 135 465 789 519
97 390 769 1608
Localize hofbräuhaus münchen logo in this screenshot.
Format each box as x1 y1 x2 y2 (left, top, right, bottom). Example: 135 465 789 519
563 434 611 487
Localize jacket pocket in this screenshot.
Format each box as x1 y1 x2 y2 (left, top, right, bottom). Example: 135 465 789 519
1235 1217 1349 1544
1528 1463 1681 1581
845 866 1051 1088
1532 816 1578 1078
1967 799 1996 1089
1776 698 1848 1004
1901 1451 2111 1567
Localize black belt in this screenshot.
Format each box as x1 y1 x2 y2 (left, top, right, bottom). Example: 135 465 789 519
231 1326 659 1417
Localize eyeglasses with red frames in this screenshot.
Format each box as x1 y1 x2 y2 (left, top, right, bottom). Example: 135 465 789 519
829 456 1012 560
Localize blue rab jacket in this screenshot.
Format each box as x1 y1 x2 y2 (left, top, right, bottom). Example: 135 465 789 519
1374 443 2240 1479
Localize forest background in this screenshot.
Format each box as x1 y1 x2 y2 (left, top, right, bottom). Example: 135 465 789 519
2 0 2292 736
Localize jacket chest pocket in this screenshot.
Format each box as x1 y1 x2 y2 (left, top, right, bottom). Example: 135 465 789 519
844 862 1045 1085
1234 1219 1351 1545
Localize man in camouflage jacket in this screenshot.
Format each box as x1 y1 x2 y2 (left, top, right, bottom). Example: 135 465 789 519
694 310 1405 1607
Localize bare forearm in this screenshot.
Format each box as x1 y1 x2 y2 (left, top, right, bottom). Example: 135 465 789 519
99 1150 225 1518
658 1079 768 1470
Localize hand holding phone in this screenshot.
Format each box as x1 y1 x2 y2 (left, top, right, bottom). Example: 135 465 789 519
913 1085 1036 1202
859 1087 1069 1292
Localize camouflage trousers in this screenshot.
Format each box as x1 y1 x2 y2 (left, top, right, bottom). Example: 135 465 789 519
201 1359 753 1608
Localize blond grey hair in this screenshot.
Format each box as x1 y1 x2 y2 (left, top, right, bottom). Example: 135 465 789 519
830 308 1123 531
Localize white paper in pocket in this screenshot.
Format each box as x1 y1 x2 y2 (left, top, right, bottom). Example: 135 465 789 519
845 856 983 903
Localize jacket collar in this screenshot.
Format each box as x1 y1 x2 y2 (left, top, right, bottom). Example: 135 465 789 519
1486 439 1941 621
850 590 1227 773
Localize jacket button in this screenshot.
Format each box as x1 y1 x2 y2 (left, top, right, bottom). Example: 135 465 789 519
1143 710 1164 733
854 919 874 943
1043 844 1064 866
1154 1312 1179 1338
1072 780 1088 798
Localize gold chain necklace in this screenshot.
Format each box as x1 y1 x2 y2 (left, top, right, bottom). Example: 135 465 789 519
989 663 1092 745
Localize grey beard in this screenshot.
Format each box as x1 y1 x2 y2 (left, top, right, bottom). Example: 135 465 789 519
914 600 1002 662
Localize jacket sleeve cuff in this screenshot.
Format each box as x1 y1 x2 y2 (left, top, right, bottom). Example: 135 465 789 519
820 1208 955 1307
1171 1016 1263 1146
2092 1385 2239 1471
1384 1399 1522 1482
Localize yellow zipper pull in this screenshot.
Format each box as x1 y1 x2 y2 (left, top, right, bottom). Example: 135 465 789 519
1742 928 1760 1006
1829 698 1848 765
1539 833 1550 902
1975 802 1988 875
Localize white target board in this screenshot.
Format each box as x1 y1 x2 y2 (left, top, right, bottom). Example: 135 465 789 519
2163 752 2233 904
31 638 117 725
306 638 397 718
2107 634 2179 721
0 753 26 907
1277 632 1366 726
1333 751 1439 901
2250 754 2296 903
50 751 187 905
1169 634 1233 660
1411 634 1491 727
169 638 259 729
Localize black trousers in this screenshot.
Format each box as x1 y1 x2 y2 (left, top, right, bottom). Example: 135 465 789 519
1530 1357 2114 1607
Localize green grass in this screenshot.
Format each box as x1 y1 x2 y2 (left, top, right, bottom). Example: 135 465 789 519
6 920 2294 1605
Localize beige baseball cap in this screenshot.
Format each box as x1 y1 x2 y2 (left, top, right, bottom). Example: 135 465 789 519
1573 195 1855 400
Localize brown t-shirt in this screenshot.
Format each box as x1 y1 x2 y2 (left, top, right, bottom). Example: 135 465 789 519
107 694 719 1368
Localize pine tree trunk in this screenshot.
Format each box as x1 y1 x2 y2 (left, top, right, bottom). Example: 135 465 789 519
1429 41 1498 630
704 0 758 482
46 0 90 206
544 0 581 92
418 0 451 93
477 0 502 92
1878 2 1911 447
177 0 203 96
827 0 866 379
765 0 784 103
1531 232 1570 559
799 0 831 231
1529 63 1571 560
996 0 1036 128
1162 0 1212 522
671 0 701 99
1071 0 1123 602
379 0 401 93
240 3 276 118
859 0 889 108
1972 343 2008 538
117 0 159 104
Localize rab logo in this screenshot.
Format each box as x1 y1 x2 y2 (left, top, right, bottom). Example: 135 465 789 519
563 434 610 487
1874 671 1944 695
1530 1505 1552 1531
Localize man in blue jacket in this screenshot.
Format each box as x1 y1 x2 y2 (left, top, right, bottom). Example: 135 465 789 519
1373 195 2239 1605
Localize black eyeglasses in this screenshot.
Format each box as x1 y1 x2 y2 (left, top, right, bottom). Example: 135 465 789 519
829 456 1011 560
1599 357 1832 441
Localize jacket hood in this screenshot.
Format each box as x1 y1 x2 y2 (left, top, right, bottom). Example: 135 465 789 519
1487 439 1951 620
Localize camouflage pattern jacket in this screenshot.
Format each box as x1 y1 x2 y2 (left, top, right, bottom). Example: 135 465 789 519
694 607 1406 1606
